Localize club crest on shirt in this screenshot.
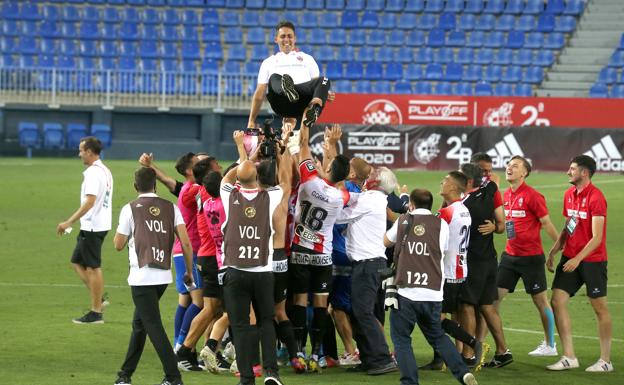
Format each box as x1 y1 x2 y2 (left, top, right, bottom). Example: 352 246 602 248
297 55 303 62
582 198 586 207
413 225 425 236
149 206 160 216
518 197 523 207
245 207 256 218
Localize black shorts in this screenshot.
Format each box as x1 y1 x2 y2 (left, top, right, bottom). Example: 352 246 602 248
442 280 464 313
71 230 107 268
274 272 289 303
289 245 332 295
460 257 498 306
497 252 547 295
552 255 608 298
197 256 223 299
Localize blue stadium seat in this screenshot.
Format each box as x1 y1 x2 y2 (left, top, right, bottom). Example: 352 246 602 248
316 45 336 62
19 2 39 20
333 79 352 93
181 41 201 60
524 0 543 15
367 30 386 46
62 6 80 22
435 47 455 64
348 29 366 45
226 0 245 8
483 0 504 14
79 22 99 40
455 82 473 95
425 63 443 80
221 11 240 26
447 30 466 47
414 47 434 63
282 11 299 24
66 123 87 149
301 12 318 28
525 66 544 83
98 57 115 71
589 83 608 98
1 37 16 54
327 0 345 10
502 65 523 83
376 80 392 94
204 42 224 60
610 84 624 98
495 15 516 31
307 0 325 10
507 30 525 49
513 49 534 66
140 58 159 71
103 7 120 24
525 32 544 48
464 64 483 81
1 2 19 20
119 41 136 57
445 0 464 13
118 57 137 71
247 0 265 9
227 44 246 61
119 23 140 41
377 46 394 63
537 14 555 32
456 47 474 64
247 27 265 44
494 48 513 65
405 63 423 80
43 123 64 150
544 32 565 49
361 11 379 28
202 9 219 25
413 81 431 94
598 67 618 84
342 11 359 28
545 0 565 15
385 62 403 80
484 65 502 82
124 8 140 23
310 28 328 45
517 15 536 32
434 82 452 95
494 83 513 96
222 60 242 75
202 58 220 73
387 30 405 46
267 0 286 9
39 20 60 38
129 0 147 5
42 5 60 21
427 29 446 47
18 55 35 69
250 45 269 61
394 48 413 63
38 54 55 68
385 0 403 12
40 39 57 55
365 62 383 80
18 37 38 56
241 11 260 27
418 14 437 30
21 21 38 37
609 51 624 67
394 80 412 94
458 14 476 30
59 40 77 57
286 0 305 9
2 20 19 37
333 29 347 45
406 30 426 46
78 57 96 71
181 26 199 41
356 46 375 62
504 0 524 15
535 50 554 66
243 60 259 74
425 0 444 13
366 0 385 11
345 61 363 80
57 56 75 69
260 11 279 27
18 122 40 157
439 13 456 30
474 15 495 31
484 31 505 48
180 59 197 72
403 0 425 13
514 83 533 96
346 0 365 10
563 0 585 16
202 25 221 42
224 27 243 44
186 0 206 6
398 13 418 30
160 42 178 58
319 12 340 28
353 80 371 93
555 16 577 33
464 0 484 14
445 62 463 81
91 124 112 148
474 81 493 96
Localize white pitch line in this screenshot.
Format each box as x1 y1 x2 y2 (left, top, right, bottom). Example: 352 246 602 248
504 327 624 343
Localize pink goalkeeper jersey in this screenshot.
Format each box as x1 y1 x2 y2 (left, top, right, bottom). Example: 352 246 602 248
203 196 226 267
173 181 201 254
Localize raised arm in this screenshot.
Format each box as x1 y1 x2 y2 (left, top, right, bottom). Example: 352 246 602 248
139 152 178 194
247 83 268 129
322 124 342 172
233 130 248 162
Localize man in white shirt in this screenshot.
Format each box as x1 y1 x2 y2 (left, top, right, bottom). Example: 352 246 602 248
247 21 332 129
113 167 194 385
335 167 399 376
57 136 113 324
384 189 478 385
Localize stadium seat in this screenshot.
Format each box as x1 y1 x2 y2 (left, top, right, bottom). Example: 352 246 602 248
405 63 423 80
247 0 265 8
501 65 523 83
458 14 476 30
514 83 533 96
42 5 60 21
483 0 504 14
100 58 116 71
141 59 159 72
361 11 379 28
202 25 221 43
250 45 268 61
406 30 426 46
517 15 537 32
226 0 245 8
326 60 344 79
544 33 565 49
204 42 223 60
119 23 140 41
39 21 60 39
504 0 524 15
484 65 502 82
507 30 525 49
266 0 285 8
282 11 299 24
202 9 219 25
525 32 544 48
18 122 40 157
103 7 120 24
91 124 112 148
495 15 516 31
474 48 494 64
39 39 56 55
43 123 64 150
342 11 359 28
365 62 383 80
384 62 403 80
535 50 554 67
386 30 406 46
598 67 618 84
545 0 565 15
17 37 38 56
444 63 463 82
119 41 137 58
418 14 437 30
224 27 243 44
398 14 418 30
221 11 241 26
62 6 81 22
385 0 403 12
427 29 446 47
77 57 94 71
286 0 305 9
455 82 473 95
319 12 340 28
474 14 495 31
415 81 433 94
494 83 513 96
404 0 425 12
494 48 513 65
327 0 345 10
394 81 412 94
307 0 325 10
345 61 363 80
474 81 493 96
348 29 366 45
447 30 466 47
484 31 505 48
464 64 483 81
118 57 137 71
435 47 455 64
438 13 456 30
414 47 434 63
610 84 624 98
589 83 608 98
513 49 534 66
555 16 577 33
2 20 18 37
464 0 484 14
378 13 398 29
226 44 246 61
66 123 88 149
124 8 140 23
425 0 444 13
525 66 544 83
346 0 365 10
260 11 280 27
456 47 474 64
301 12 318 28
310 28 328 45
1 2 19 20
241 11 260 27
202 59 220 73
376 80 392 94
366 0 385 11
523 0 543 15
445 0 464 12
425 63 443 80
563 0 585 16
394 48 413 63
434 82 453 95
367 30 386 46
57 56 75 70
608 51 624 67
537 14 555 32
354 80 372 93
333 80 352 93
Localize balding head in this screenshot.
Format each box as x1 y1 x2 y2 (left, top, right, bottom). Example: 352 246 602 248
237 160 258 187
349 157 372 184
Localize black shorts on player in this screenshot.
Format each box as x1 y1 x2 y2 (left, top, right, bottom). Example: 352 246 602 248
198 256 223 299
552 255 608 298
460 257 498 306
71 230 108 268
442 280 464 313
497 252 547 295
266 73 331 125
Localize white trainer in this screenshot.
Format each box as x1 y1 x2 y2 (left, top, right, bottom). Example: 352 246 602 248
223 341 236 362
199 346 219 374
338 352 361 367
546 356 579 371
229 359 238 374
462 372 478 385
528 341 558 357
585 359 614 372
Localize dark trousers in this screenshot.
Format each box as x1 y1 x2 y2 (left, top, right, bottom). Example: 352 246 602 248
351 258 393 368
266 73 331 119
224 268 277 385
390 296 469 385
120 285 180 381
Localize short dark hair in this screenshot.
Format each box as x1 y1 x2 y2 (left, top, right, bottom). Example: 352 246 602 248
448 170 468 193
276 20 295 34
459 163 482 186
135 167 157 193
174 152 196 176
192 157 216 185
510 155 532 178
410 188 433 211
257 159 276 187
203 171 222 198
571 155 596 178
471 152 493 164
329 155 350 184
80 136 103 155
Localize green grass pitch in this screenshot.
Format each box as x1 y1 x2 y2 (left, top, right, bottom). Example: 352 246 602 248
0 157 622 385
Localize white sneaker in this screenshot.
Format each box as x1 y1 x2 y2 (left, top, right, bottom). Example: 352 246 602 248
223 341 236 362
546 356 579 371
339 352 361 366
528 341 558 357
463 372 478 385
585 359 614 372
199 346 219 374
229 359 238 374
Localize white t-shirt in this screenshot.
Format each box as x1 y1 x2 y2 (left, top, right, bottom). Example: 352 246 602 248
80 159 113 232
257 50 320 85
386 208 449 302
116 193 185 286
438 200 472 281
335 190 388 262
221 183 283 273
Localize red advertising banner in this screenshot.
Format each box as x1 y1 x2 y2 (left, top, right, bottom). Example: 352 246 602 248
318 94 624 129
309 125 624 172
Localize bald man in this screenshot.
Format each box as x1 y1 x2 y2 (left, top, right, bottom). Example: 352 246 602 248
220 160 287 385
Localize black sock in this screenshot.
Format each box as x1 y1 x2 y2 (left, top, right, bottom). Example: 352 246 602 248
277 320 299 360
310 307 328 357
206 338 218 352
291 305 307 353
441 318 476 347
322 313 338 360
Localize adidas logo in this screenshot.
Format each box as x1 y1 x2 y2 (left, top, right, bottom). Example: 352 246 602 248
583 135 624 172
136 203 143 207
486 133 530 169
233 199 240 205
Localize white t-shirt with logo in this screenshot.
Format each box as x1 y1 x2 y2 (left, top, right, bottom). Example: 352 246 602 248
438 200 472 281
117 193 185 286
257 50 320 85
80 159 113 232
